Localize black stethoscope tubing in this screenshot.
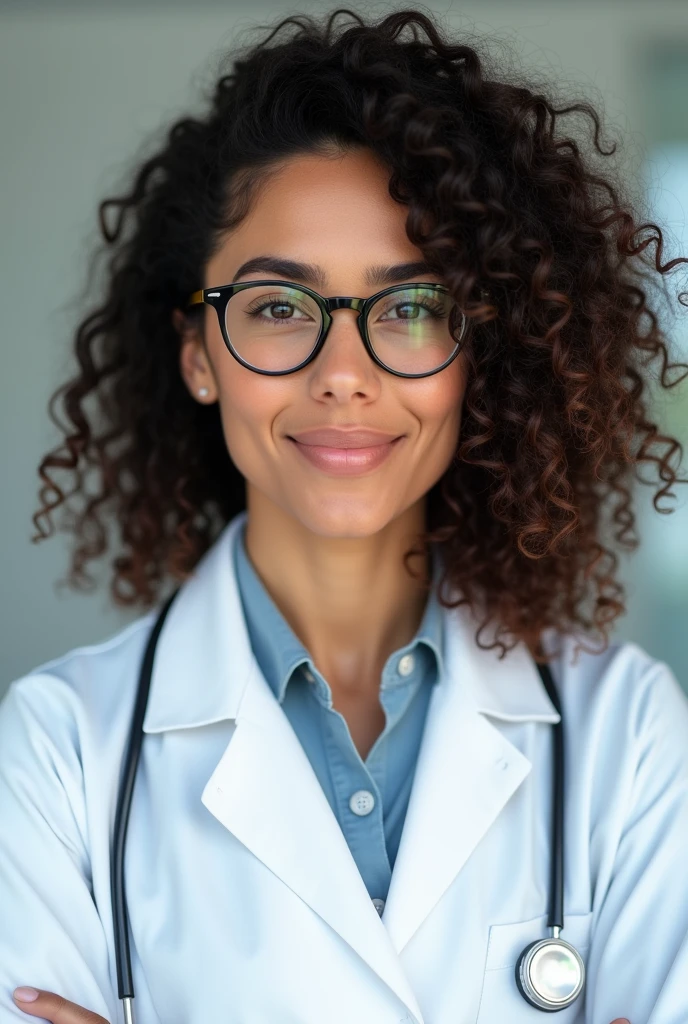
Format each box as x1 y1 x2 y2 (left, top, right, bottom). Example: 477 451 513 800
111 586 585 1022
111 587 180 1024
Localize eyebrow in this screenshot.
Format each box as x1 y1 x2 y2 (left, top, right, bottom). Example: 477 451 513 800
230 255 438 290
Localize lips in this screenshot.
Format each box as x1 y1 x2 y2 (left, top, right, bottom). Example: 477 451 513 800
287 428 402 448
286 430 404 476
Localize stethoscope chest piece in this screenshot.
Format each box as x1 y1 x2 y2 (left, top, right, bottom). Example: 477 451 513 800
515 937 585 1012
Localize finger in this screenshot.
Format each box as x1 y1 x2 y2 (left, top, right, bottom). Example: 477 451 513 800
609 1019 631 1023
12 988 109 1024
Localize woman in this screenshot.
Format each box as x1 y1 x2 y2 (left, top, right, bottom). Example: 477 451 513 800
1 8 687 1024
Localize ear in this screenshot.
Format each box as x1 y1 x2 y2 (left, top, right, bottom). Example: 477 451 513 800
172 307 187 337
174 308 217 404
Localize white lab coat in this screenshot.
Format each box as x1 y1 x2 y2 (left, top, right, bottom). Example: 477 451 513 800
1 510 687 1024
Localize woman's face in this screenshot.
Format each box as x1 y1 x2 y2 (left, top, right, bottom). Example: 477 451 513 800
179 146 468 539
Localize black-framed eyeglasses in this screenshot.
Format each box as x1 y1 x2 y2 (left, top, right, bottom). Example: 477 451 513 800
185 280 468 378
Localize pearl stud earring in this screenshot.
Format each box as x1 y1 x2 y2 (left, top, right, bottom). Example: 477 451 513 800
198 387 209 397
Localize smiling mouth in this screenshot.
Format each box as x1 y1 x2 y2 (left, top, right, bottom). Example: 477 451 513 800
287 436 404 475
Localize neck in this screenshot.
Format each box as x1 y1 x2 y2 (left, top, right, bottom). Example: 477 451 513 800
243 488 431 698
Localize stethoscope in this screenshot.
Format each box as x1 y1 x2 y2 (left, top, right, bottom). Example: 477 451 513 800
111 586 586 1023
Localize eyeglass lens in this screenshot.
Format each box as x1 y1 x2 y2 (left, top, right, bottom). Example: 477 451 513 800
224 285 462 374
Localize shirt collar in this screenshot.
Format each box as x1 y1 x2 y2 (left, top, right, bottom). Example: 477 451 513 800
142 511 560 733
233 519 444 704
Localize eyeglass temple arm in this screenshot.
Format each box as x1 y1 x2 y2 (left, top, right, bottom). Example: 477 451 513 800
187 289 205 308
185 285 491 309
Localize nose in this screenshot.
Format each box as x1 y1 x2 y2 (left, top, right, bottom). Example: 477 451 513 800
326 304 366 341
307 307 381 403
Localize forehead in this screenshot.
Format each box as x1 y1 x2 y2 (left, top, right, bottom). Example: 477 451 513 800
208 149 429 288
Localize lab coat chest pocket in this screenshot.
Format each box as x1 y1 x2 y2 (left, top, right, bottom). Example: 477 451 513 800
476 911 593 1023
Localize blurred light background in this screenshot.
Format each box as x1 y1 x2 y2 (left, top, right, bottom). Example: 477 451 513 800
1 0 687 695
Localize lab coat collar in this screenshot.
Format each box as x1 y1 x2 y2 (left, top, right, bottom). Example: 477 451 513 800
141 510 561 1021
142 510 561 733
142 512 256 734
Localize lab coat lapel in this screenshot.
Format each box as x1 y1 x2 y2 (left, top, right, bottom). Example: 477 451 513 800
146 513 423 1019
383 600 561 955
201 660 425 1022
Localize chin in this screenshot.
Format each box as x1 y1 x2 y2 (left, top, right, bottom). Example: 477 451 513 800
292 494 400 540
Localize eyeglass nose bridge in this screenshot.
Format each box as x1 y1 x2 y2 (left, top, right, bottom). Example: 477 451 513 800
320 296 368 346
325 296 366 312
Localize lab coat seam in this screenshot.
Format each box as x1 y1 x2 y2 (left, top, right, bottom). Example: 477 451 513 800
474 932 492 1018
476 710 561 723
230 658 265 724
620 661 688 840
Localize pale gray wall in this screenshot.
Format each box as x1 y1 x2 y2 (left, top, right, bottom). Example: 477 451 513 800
2 1 688 693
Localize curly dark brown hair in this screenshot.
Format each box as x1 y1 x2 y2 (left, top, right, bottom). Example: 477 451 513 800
32 6 688 659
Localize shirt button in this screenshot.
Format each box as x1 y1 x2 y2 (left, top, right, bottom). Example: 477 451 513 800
397 653 415 677
372 898 385 916
349 789 375 816
303 667 315 683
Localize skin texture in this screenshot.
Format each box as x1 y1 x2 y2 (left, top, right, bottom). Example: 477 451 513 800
177 147 467 758
12 150 632 1024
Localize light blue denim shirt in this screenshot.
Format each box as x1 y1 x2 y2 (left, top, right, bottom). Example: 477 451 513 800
232 522 444 910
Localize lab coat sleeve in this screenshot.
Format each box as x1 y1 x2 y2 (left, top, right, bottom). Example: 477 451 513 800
585 654 688 1024
0 673 119 1023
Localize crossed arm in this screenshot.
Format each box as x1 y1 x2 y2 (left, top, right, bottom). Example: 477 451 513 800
10 988 632 1024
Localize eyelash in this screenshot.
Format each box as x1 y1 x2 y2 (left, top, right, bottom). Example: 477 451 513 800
243 295 447 321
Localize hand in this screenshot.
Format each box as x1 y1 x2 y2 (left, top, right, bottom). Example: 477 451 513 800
12 988 108 1023
610 1019 630 1023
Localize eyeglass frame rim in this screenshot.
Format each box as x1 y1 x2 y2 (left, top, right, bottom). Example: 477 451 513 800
184 279 468 379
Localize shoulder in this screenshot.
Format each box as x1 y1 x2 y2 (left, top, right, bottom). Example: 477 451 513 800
552 633 687 739
0 609 158 762
0 611 158 868
550 635 688 819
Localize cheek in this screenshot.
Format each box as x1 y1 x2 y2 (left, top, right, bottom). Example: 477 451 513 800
407 362 466 448
214 369 287 478
415 399 462 483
